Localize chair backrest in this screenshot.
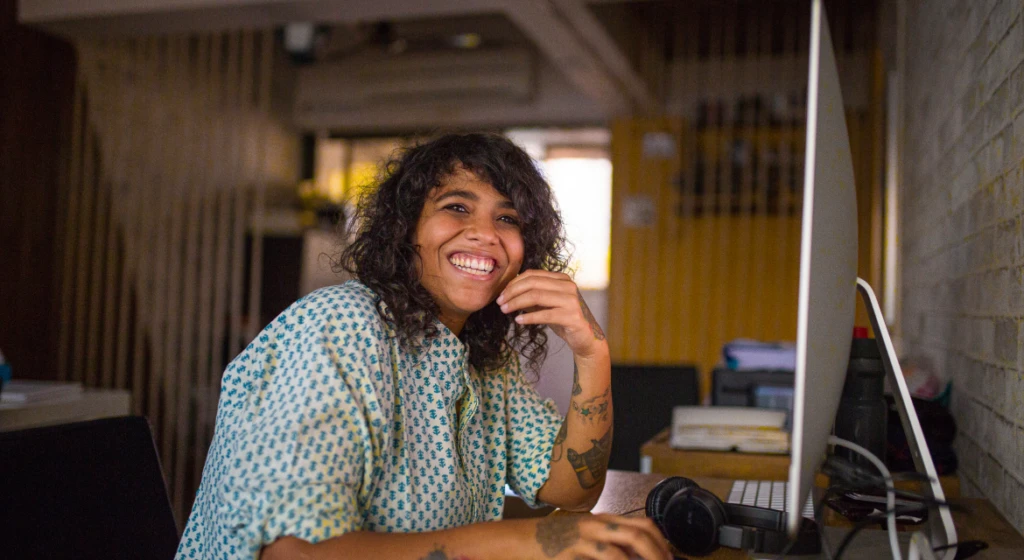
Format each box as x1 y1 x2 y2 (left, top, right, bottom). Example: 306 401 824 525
610 364 700 471
0 416 179 559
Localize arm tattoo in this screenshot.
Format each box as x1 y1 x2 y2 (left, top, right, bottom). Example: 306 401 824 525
536 515 581 557
570 387 610 424
577 290 606 341
571 361 582 396
552 421 568 462
566 426 612 489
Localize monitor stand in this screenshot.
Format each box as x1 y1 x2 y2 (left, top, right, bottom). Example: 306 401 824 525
856 278 957 560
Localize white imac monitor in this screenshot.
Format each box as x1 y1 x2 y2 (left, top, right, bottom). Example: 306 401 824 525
786 0 859 537
787 1 957 557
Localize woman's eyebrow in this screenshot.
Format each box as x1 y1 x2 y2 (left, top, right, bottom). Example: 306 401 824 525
434 189 477 203
434 189 516 209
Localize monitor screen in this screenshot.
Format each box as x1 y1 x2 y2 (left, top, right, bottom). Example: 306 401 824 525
786 0 860 538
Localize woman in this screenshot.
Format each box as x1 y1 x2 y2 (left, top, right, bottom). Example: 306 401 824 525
177 133 670 560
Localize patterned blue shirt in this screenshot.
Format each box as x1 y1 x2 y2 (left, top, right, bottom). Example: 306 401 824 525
176 281 563 559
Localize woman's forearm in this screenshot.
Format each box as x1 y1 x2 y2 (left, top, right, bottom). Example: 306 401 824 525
537 346 613 511
263 511 671 560
263 519 534 560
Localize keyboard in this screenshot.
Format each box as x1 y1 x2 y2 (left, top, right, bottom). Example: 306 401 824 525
727 480 815 519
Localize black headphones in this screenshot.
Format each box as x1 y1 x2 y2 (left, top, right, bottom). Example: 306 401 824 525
645 477 821 557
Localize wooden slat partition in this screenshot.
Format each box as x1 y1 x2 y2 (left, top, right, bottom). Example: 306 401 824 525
57 28 283 526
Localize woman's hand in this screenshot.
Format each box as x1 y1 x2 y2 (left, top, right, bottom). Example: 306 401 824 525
526 513 672 560
496 270 607 359
263 514 672 560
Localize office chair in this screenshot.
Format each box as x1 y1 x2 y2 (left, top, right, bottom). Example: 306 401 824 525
609 364 700 471
0 416 179 559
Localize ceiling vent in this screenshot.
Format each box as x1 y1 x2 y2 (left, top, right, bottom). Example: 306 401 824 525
294 47 535 115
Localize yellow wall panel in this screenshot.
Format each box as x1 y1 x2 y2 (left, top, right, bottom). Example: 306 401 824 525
609 112 878 400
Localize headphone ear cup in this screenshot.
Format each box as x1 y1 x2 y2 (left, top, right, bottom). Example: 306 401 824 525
645 477 698 530
661 487 728 557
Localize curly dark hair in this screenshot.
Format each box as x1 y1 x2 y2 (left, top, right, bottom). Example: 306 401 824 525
340 132 569 374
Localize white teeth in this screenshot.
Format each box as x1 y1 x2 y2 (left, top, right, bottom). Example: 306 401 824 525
449 255 495 274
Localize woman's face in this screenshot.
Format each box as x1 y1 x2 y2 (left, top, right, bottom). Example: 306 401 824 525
412 168 525 335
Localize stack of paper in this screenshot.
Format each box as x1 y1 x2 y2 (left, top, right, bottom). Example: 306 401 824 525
0 380 84 406
670 406 790 454
722 339 796 371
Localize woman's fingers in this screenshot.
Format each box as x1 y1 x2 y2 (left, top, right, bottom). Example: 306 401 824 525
498 270 574 304
577 540 631 560
583 516 671 560
512 308 570 326
499 288 575 315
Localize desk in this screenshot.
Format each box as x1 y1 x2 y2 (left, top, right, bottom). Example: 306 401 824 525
587 470 1024 559
640 428 962 498
0 389 130 431
641 428 790 480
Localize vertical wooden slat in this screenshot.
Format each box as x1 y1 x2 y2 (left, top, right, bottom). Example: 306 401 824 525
85 42 114 389
160 34 189 485
209 32 237 421
749 4 772 341
59 60 86 383
226 31 248 371
677 2 700 377
114 39 144 391
715 1 738 370
173 32 207 521
731 4 756 341
607 119 630 361
655 119 684 362
131 36 159 414
620 123 641 360
774 0 800 337
100 41 130 389
243 29 273 347
144 36 172 435
692 4 719 377
194 32 222 486
72 45 97 384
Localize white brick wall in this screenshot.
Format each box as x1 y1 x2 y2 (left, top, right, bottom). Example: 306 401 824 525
902 0 1024 533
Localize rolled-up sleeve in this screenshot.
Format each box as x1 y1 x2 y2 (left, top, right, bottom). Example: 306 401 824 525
503 356 564 508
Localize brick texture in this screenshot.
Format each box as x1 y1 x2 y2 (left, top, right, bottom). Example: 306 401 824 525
902 0 1024 534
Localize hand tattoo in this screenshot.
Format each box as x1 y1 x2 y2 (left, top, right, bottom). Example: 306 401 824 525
571 387 610 424
571 362 582 396
577 290 606 341
566 426 612 489
536 515 581 557
552 421 568 462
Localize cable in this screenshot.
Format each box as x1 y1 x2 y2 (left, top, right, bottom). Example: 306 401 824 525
833 508 898 560
771 486 841 560
828 435 900 560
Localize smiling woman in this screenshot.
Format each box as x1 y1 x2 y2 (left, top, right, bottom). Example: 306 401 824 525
411 170 526 335
176 133 672 560
341 133 568 375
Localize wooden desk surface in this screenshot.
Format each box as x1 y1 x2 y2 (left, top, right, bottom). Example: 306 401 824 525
640 428 962 498
587 470 1024 559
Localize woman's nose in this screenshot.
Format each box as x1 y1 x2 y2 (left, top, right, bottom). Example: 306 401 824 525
465 216 499 244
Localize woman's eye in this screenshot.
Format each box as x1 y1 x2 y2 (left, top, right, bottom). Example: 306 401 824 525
499 215 521 226
444 204 468 213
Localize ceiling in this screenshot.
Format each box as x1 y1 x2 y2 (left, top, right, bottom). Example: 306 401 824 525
18 0 662 118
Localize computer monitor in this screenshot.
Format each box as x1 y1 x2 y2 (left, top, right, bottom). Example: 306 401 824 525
786 0 859 537
787 2 957 557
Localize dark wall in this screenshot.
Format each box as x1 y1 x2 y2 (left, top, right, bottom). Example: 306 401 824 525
0 0 76 380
